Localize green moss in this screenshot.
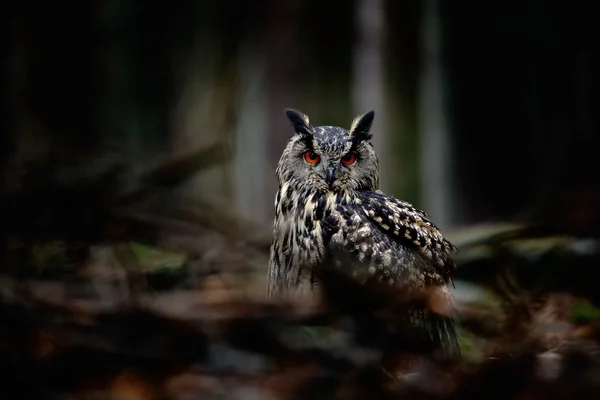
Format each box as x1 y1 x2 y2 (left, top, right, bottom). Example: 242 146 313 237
126 242 188 270
455 324 489 364
30 242 69 274
572 299 600 324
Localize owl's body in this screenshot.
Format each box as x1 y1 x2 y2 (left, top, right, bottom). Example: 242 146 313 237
268 109 459 359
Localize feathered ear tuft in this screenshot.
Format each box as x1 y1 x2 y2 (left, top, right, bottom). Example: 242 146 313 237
284 108 313 135
349 110 375 142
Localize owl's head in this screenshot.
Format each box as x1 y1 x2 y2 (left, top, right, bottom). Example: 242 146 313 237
277 109 379 193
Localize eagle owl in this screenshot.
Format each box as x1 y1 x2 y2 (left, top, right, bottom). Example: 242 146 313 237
268 109 460 359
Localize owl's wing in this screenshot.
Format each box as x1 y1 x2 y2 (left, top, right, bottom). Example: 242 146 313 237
358 190 457 282
322 190 456 287
321 190 460 360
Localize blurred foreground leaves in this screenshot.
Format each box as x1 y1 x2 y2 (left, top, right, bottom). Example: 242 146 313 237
2 152 600 399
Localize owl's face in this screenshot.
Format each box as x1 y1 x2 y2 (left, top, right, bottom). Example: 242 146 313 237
277 109 379 193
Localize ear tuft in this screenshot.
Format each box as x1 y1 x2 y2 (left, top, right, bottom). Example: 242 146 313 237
349 110 375 142
284 108 313 135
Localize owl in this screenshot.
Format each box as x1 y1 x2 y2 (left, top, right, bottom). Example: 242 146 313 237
268 109 460 360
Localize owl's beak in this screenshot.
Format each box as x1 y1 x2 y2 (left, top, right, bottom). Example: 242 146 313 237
325 165 336 186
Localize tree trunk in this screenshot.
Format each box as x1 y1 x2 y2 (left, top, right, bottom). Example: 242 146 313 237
418 0 457 229
353 0 389 192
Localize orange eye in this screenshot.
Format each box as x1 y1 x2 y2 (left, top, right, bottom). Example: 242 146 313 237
341 152 357 165
303 151 320 164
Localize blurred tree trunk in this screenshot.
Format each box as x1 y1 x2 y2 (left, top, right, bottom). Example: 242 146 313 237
99 1 175 157
383 0 421 203
417 0 457 229
169 49 237 205
169 2 251 208
353 0 390 192
265 2 300 225
234 43 270 225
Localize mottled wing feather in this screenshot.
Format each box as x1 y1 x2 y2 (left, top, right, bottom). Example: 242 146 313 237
356 191 457 283
325 201 444 289
322 192 460 359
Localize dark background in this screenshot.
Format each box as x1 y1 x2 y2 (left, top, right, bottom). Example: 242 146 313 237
1 1 600 398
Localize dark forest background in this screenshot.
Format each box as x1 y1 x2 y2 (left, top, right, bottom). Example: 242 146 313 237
1 1 600 399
